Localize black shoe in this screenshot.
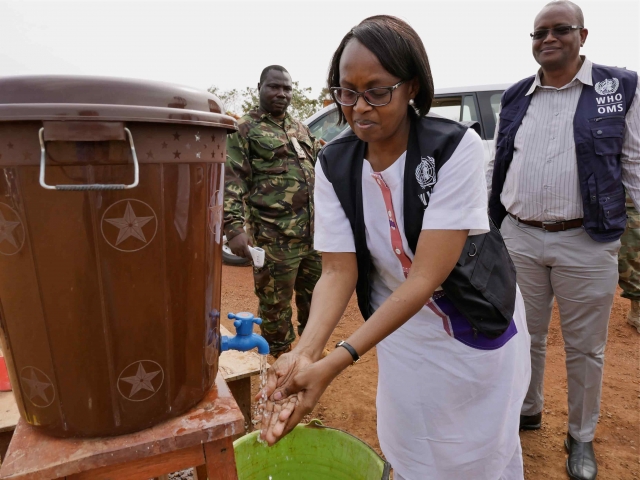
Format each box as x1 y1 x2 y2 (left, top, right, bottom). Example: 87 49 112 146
519 412 542 430
565 433 598 480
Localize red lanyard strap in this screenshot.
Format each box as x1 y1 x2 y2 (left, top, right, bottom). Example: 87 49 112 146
371 171 453 336
371 172 412 279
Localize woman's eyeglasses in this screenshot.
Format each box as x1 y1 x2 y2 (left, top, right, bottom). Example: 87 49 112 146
331 81 406 107
530 25 583 41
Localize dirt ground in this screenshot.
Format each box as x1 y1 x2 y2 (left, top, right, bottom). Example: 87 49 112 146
220 264 640 480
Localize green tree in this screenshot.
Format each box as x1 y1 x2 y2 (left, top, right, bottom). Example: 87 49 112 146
289 82 322 119
207 86 243 117
240 86 259 115
317 87 332 105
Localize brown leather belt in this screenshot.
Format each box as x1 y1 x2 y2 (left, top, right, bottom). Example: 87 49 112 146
509 214 583 232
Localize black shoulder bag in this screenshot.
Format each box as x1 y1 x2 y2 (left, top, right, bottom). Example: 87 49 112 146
405 116 517 338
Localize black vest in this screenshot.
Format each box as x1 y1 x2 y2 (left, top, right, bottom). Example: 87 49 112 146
319 115 517 337
489 63 638 242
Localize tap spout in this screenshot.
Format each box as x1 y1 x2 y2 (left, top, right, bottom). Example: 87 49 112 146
221 333 270 355
220 312 270 355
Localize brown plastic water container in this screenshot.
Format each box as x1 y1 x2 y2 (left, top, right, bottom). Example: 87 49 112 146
0 75 237 437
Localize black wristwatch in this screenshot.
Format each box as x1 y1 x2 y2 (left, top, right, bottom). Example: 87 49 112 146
336 340 360 364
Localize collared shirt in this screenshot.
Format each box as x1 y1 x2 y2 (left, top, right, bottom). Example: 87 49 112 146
487 57 640 221
223 106 319 246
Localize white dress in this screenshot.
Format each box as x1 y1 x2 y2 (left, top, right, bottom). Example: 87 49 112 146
314 130 531 480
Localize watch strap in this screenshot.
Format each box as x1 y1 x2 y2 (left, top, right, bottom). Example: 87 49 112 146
336 340 360 364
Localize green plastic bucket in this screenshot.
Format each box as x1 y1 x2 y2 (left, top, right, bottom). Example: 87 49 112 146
233 419 391 479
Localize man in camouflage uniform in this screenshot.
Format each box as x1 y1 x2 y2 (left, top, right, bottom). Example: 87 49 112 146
224 65 322 356
618 195 640 333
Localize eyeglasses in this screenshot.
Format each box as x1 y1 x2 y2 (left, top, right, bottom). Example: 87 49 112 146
331 81 406 107
530 25 583 40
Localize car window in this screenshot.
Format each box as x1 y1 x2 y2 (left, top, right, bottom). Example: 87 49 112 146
308 108 347 143
430 96 462 121
462 95 479 122
490 93 501 125
432 95 479 123
476 90 505 140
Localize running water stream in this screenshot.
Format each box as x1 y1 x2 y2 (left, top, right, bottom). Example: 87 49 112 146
252 354 269 442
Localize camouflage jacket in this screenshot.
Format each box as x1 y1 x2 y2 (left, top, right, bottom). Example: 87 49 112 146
224 107 320 247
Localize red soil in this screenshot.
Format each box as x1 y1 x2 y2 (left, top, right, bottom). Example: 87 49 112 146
220 264 640 479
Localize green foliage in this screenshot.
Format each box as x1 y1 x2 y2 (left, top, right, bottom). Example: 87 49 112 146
240 86 259 115
209 83 328 120
289 82 322 119
207 86 244 117
317 87 332 104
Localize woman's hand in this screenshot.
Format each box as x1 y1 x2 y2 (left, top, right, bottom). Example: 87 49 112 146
255 393 298 442
260 359 336 445
250 252 358 444
255 350 314 403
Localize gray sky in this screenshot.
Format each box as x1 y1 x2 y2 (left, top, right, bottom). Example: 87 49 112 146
1 0 639 100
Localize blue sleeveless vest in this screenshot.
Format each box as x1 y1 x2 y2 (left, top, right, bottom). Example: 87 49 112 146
488 63 638 243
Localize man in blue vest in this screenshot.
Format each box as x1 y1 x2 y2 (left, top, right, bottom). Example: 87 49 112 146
487 1 640 479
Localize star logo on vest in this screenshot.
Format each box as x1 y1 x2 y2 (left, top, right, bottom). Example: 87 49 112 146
101 199 158 252
595 78 619 96
0 203 25 256
415 156 436 206
117 360 164 402
20 366 55 408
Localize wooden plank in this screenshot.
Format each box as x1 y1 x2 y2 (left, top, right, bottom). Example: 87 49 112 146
67 445 203 480
194 464 208 480
203 437 237 480
0 393 19 434
218 326 267 382
0 375 243 480
0 431 13 464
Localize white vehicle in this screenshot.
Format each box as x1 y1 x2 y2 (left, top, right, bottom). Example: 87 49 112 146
305 84 511 165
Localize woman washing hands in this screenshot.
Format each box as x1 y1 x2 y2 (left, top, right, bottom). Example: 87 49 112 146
256 16 531 480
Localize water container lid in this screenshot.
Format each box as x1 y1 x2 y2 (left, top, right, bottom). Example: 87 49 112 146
0 75 237 132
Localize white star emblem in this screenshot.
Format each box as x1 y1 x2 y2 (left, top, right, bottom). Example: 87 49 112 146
195 133 201 142
105 202 154 246
21 367 54 407
0 210 20 248
120 362 161 398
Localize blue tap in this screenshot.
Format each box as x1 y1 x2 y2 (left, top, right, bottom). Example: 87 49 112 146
221 312 270 355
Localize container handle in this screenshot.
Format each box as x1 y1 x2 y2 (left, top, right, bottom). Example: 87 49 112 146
38 127 140 191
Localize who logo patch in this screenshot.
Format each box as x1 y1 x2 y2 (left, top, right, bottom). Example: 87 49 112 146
416 156 437 207
415 156 436 190
595 78 620 96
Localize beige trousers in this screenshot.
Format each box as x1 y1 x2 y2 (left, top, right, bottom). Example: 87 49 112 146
501 215 620 442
